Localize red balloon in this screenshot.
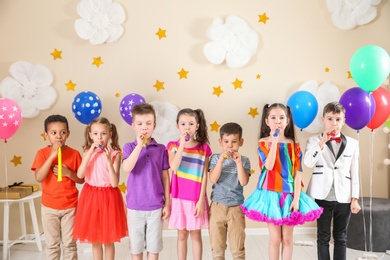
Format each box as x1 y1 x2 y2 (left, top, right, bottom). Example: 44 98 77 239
367 87 390 130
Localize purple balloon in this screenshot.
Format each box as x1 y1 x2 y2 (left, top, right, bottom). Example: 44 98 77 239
119 93 146 125
339 87 376 131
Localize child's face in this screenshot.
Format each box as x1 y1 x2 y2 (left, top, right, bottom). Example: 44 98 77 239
219 133 243 153
322 112 345 135
265 107 289 132
89 123 112 148
177 114 199 137
45 122 69 148
131 113 156 138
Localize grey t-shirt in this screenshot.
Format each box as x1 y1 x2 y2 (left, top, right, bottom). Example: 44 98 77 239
209 154 251 206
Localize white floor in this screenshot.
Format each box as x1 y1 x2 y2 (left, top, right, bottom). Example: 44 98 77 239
2 232 390 260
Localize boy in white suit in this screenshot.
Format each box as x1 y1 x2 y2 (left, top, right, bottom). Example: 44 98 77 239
304 101 361 260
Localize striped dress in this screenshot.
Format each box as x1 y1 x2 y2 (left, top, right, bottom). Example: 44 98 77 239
167 141 212 230
241 142 322 226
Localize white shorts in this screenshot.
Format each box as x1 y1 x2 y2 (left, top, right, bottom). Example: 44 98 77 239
127 208 163 254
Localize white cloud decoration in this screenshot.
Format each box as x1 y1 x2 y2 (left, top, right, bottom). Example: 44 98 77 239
150 101 180 146
326 0 381 30
298 80 341 133
75 0 126 45
0 61 57 118
203 15 259 69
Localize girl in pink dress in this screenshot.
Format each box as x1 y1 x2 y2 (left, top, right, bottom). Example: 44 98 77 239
73 117 127 260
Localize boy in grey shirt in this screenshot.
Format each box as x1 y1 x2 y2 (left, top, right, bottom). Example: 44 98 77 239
209 122 251 260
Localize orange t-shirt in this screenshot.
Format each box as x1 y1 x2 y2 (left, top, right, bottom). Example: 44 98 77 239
31 146 82 209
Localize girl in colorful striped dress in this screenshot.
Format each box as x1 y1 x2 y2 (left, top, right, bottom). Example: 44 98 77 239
241 103 322 260
167 108 212 260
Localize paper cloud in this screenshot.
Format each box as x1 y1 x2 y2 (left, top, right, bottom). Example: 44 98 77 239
0 61 57 118
150 101 180 146
75 0 126 45
326 0 381 30
204 15 259 68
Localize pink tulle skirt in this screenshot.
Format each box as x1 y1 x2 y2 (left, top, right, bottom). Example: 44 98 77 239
169 197 209 230
73 183 128 244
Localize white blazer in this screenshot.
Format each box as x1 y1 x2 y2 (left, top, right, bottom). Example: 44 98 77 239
304 134 359 203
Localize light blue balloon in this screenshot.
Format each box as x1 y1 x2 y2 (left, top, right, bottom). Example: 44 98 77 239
287 91 318 129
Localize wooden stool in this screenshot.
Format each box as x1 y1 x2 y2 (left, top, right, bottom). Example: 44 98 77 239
0 191 42 259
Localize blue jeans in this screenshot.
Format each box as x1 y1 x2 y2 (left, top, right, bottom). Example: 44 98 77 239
315 199 351 260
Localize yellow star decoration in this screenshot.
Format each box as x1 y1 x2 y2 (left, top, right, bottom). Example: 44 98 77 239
118 182 127 194
347 71 352 79
156 28 167 40
210 121 221 132
250 169 255 175
115 93 120 98
92 57 104 68
154 80 165 92
248 107 259 118
10 155 22 167
324 67 330 72
50 48 62 60
232 78 243 89
41 132 47 141
212 86 223 97
178 68 189 79
65 80 76 91
256 74 261 79
258 12 269 24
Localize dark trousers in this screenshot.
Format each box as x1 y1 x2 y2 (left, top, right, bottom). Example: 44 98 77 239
315 199 351 260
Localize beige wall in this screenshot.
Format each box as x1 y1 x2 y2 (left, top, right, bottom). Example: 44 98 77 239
0 0 389 238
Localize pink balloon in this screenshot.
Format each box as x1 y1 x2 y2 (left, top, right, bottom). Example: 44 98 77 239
0 98 23 141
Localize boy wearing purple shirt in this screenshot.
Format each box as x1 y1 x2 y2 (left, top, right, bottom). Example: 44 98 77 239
122 103 170 260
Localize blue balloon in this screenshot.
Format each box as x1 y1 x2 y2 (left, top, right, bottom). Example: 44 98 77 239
287 91 318 129
72 91 102 124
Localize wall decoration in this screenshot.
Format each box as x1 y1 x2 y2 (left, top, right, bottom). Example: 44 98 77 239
150 101 180 146
256 74 261 79
210 121 221 132
177 68 189 79
65 80 77 91
212 86 223 97
153 80 165 92
299 81 341 133
232 78 243 89
326 0 381 30
74 0 126 45
324 67 330 72
72 91 102 124
248 107 259 118
155 28 167 40
258 12 270 24
92 57 104 68
10 155 22 166
204 15 259 69
0 61 57 118
118 182 127 193
119 93 145 125
50 48 62 60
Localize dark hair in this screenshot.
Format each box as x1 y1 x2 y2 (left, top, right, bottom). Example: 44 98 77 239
176 108 209 145
44 114 69 132
219 122 243 139
323 101 345 117
259 103 296 143
131 103 156 123
82 117 120 151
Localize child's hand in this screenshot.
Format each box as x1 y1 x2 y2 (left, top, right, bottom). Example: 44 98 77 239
271 127 280 141
351 199 361 214
49 142 61 159
137 133 146 147
231 151 242 164
289 199 299 212
53 164 71 177
194 200 204 217
162 204 171 219
180 131 189 143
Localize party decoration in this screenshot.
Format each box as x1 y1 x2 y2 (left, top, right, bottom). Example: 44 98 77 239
326 0 381 30
153 80 165 92
50 48 62 60
57 147 62 182
210 121 221 132
0 61 57 118
248 107 259 118
232 78 243 89
10 155 22 166
204 15 259 68
65 80 77 91
367 87 390 130
339 87 375 131
258 13 269 24
350 45 390 92
287 91 318 129
177 68 189 79
299 80 341 133
119 93 145 125
72 91 102 124
75 0 126 45
212 86 223 97
92 57 104 68
149 101 180 146
155 28 167 39
0 98 23 141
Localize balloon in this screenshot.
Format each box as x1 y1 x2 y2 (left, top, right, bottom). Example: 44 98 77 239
287 90 318 129
119 93 146 125
0 98 23 141
367 87 390 130
350 45 390 92
71 91 102 124
339 87 375 131
385 117 390 129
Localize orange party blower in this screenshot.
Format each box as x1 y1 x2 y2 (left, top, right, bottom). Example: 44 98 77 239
57 146 63 182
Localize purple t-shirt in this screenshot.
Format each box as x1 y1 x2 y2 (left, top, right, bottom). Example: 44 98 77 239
122 138 170 210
